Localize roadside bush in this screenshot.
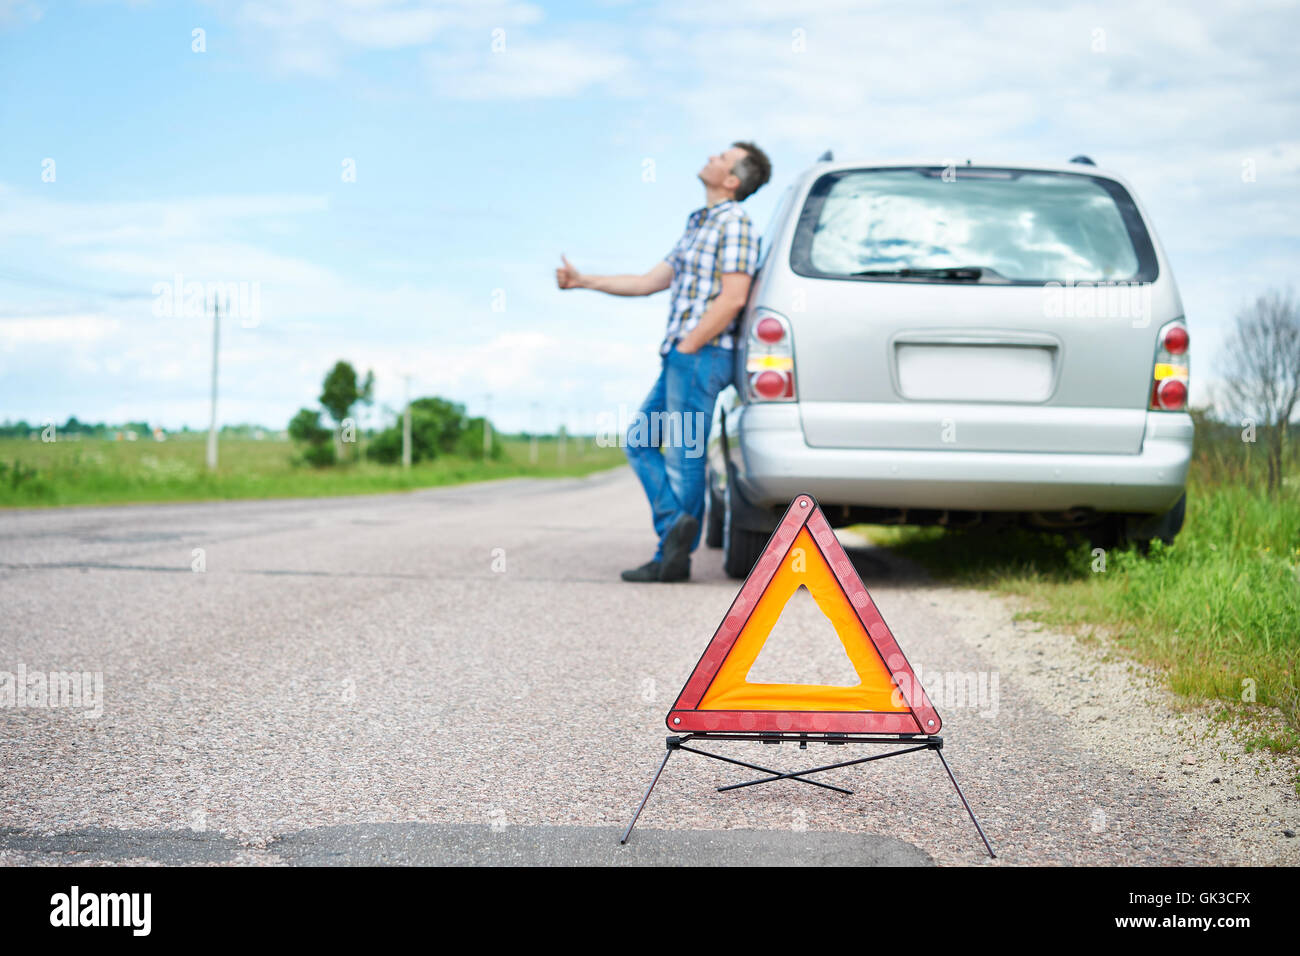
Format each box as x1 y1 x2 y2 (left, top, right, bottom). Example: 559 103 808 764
368 397 470 464
458 418 505 461
288 408 335 468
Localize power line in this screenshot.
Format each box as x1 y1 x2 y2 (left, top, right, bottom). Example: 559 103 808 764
206 298 220 471
0 266 154 301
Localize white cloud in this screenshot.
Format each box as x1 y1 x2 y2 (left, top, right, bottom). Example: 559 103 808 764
0 187 331 245
425 37 631 99
0 0 42 26
0 178 665 430
0 314 121 350
228 0 544 75
3 0 1296 428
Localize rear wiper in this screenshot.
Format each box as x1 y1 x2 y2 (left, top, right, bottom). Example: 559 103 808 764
850 266 987 280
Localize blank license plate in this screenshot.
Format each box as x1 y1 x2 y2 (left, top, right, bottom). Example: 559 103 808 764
895 345 1054 402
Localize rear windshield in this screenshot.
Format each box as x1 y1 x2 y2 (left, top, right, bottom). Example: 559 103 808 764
790 167 1158 284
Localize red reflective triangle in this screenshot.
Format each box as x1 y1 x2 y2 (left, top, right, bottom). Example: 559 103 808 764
667 494 941 735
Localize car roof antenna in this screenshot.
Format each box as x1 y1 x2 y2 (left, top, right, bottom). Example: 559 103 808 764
816 149 833 162
1070 155 1096 165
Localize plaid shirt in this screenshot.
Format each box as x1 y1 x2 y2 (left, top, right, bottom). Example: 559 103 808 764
660 198 760 354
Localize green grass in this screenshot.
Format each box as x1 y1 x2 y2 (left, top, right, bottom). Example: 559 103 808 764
0 434 626 508
858 452 1300 749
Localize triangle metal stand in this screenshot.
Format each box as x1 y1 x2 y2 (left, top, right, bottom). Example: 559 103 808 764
619 732 996 859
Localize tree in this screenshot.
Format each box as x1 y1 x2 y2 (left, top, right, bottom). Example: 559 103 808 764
459 417 504 460
368 396 469 464
1221 288 1300 493
319 361 371 463
356 368 375 459
288 408 335 467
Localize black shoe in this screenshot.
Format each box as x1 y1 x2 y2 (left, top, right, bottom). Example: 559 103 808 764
659 514 698 581
621 560 661 582
658 556 691 582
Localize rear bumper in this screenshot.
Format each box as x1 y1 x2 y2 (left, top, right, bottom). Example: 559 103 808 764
726 403 1193 514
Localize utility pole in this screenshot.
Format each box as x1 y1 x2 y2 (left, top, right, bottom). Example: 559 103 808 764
402 375 412 469
206 296 220 472
529 401 539 465
557 407 566 467
483 392 492 460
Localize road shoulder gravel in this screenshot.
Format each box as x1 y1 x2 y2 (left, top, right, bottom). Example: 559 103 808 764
850 529 1300 866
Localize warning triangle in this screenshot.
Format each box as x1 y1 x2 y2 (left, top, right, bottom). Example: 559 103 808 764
667 494 940 736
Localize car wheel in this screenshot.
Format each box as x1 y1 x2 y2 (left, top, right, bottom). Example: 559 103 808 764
1085 516 1127 552
722 479 768 579
1128 492 1187 547
704 475 724 549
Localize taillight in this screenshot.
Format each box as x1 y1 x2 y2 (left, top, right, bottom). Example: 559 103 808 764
1156 378 1187 410
752 370 788 399
746 311 796 402
1162 325 1188 355
755 316 785 344
1150 319 1189 411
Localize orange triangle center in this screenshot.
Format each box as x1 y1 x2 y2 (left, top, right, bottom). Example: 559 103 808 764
698 527 905 713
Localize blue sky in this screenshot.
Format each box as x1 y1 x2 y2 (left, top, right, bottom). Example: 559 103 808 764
1 0 1297 434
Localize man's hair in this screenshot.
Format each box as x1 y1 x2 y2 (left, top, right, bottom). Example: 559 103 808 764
730 141 771 202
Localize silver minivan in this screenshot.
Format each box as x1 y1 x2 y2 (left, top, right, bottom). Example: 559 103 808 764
706 156 1193 577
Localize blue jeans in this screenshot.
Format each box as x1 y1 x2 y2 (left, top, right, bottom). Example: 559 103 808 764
625 344 735 560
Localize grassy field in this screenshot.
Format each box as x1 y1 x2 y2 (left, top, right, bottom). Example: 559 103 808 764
0 434 626 507
859 416 1300 764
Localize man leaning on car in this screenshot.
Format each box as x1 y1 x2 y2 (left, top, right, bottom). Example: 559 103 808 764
556 141 771 582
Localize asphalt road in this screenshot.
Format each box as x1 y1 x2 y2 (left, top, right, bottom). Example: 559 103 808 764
1 468 1288 865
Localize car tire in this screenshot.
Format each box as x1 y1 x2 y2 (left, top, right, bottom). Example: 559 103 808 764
1086 516 1126 552
705 479 724 549
722 479 768 579
1128 492 1187 547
